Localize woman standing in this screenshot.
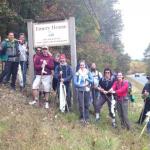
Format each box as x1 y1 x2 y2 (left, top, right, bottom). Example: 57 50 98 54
109 72 131 130
74 60 93 123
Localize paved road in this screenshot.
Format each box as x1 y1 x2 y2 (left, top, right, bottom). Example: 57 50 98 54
128 74 147 85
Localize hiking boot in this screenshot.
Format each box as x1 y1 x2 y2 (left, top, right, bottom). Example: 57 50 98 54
95 117 100 122
45 102 49 109
112 122 117 128
29 100 37 105
10 86 16 91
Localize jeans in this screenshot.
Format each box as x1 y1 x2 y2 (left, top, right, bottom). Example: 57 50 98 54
77 90 90 120
0 61 19 87
20 61 27 87
117 99 131 130
96 94 113 118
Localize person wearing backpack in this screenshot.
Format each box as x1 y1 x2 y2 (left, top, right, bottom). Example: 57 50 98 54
0 32 20 90
74 60 93 123
109 72 131 130
90 62 102 115
95 68 116 127
136 75 150 124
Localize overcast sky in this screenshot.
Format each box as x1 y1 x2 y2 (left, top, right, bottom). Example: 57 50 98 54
118 0 150 60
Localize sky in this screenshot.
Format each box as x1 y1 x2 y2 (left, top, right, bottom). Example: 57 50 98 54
117 0 150 60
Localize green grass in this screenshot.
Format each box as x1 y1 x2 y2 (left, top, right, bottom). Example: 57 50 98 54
0 81 150 150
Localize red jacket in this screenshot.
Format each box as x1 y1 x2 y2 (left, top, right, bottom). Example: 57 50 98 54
33 54 54 75
112 80 128 99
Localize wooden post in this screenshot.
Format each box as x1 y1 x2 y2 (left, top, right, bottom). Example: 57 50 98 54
69 17 77 111
27 19 34 83
69 17 77 73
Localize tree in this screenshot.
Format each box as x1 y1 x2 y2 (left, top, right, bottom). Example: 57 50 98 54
115 53 131 74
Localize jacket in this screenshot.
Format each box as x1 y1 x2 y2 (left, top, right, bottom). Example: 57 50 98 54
54 64 73 84
34 54 54 75
1 39 20 62
112 80 129 100
74 68 93 91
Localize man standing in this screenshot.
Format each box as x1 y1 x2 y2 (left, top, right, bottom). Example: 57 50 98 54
52 54 60 91
137 75 150 124
90 63 102 114
96 68 116 127
18 33 28 89
54 54 73 112
29 46 54 109
0 32 20 90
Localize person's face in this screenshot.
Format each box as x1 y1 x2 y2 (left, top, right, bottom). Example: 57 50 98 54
80 62 85 69
104 70 111 79
19 35 25 43
60 58 66 64
91 63 96 69
55 57 59 62
117 72 123 81
8 33 14 41
42 48 48 56
36 48 41 54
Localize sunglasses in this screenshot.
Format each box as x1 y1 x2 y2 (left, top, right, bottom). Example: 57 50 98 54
105 71 110 74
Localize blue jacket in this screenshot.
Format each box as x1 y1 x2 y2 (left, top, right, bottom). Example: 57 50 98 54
54 64 73 84
74 69 93 91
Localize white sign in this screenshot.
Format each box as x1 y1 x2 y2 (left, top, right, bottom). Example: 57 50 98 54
33 20 70 47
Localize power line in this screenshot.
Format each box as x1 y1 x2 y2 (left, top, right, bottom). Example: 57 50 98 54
82 0 100 32
88 0 100 29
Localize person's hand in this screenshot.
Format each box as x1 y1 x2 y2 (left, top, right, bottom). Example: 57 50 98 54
144 91 149 97
60 78 64 83
103 90 108 94
60 71 63 75
43 60 47 65
111 90 116 94
108 88 115 94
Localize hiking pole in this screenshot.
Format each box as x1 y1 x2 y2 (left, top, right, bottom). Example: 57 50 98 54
139 111 150 138
139 98 147 124
39 62 47 107
82 90 86 126
60 72 69 112
62 83 69 112
105 93 116 122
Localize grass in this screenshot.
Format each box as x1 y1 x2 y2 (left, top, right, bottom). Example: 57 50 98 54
0 79 150 150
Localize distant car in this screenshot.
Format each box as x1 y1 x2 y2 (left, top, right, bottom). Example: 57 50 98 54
135 73 140 77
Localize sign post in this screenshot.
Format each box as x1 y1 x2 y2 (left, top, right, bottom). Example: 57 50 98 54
27 17 77 110
27 19 34 82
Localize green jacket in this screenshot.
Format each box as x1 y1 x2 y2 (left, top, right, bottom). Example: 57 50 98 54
0 39 19 62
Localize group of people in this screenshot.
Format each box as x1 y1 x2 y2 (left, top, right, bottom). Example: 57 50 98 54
0 31 28 90
1 31 150 132
29 48 131 129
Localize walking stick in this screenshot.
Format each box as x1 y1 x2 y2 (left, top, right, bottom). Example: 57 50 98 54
82 90 86 125
105 93 116 118
139 98 147 124
59 72 69 112
39 62 47 106
62 82 69 112
139 111 150 138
